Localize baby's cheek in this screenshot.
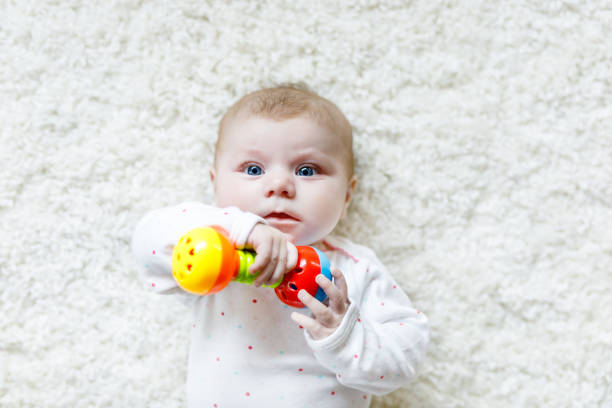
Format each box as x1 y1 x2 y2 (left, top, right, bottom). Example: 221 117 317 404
307 194 345 234
215 179 258 212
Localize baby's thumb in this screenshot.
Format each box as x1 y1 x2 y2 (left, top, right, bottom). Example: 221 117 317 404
248 240 269 275
286 242 298 271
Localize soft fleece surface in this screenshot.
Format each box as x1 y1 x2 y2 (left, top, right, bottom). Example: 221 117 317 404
1 1 611 407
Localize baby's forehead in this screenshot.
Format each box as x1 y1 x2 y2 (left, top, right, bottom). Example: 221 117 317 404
220 113 346 149
215 114 354 174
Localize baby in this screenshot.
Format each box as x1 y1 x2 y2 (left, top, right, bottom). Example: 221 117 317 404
132 85 429 407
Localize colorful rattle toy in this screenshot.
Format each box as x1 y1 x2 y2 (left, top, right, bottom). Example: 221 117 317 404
171 227 332 308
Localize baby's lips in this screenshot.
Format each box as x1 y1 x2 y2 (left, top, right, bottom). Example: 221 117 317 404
264 211 300 221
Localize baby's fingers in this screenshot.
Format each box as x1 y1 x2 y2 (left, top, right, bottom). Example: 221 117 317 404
316 273 346 315
291 311 320 335
254 240 280 287
330 268 349 315
268 237 287 286
298 289 333 325
249 241 271 276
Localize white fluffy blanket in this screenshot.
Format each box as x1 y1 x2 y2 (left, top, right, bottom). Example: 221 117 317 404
1 1 610 407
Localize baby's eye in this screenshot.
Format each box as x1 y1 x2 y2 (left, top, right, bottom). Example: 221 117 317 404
245 164 263 176
296 165 317 177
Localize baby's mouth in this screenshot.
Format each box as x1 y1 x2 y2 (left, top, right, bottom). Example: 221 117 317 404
264 212 300 221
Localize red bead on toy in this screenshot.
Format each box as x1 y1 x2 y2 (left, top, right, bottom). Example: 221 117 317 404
274 246 331 308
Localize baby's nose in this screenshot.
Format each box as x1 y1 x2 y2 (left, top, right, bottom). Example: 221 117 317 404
265 174 296 198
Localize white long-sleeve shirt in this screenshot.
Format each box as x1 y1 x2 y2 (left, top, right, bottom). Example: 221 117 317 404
131 202 429 407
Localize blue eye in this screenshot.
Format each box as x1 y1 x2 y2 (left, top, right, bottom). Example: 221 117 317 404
245 165 263 176
297 166 316 177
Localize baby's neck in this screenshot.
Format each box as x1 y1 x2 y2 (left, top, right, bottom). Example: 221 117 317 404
308 239 328 251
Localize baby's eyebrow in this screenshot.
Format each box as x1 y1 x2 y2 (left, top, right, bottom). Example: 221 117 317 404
236 149 266 160
297 153 336 167
240 147 263 155
291 147 331 159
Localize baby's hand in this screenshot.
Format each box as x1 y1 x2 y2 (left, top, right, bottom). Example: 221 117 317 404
246 223 298 287
290 268 350 340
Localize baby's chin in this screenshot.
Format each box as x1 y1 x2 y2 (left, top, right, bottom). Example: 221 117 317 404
266 221 332 246
291 231 329 247
284 233 308 246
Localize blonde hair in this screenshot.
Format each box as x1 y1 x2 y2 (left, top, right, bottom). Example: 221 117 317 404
215 84 354 176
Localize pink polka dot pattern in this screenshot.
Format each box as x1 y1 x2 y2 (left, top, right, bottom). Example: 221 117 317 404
135 219 425 405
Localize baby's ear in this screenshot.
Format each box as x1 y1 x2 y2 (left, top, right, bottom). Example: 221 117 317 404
345 176 357 203
209 168 216 192
342 176 358 218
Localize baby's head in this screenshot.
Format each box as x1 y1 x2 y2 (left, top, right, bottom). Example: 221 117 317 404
210 85 357 245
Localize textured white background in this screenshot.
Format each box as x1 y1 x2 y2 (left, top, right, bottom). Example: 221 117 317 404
1 1 611 407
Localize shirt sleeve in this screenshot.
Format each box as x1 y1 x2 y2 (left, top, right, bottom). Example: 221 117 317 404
131 201 266 294
304 245 429 395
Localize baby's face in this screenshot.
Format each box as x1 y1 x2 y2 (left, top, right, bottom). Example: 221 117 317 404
211 115 356 245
